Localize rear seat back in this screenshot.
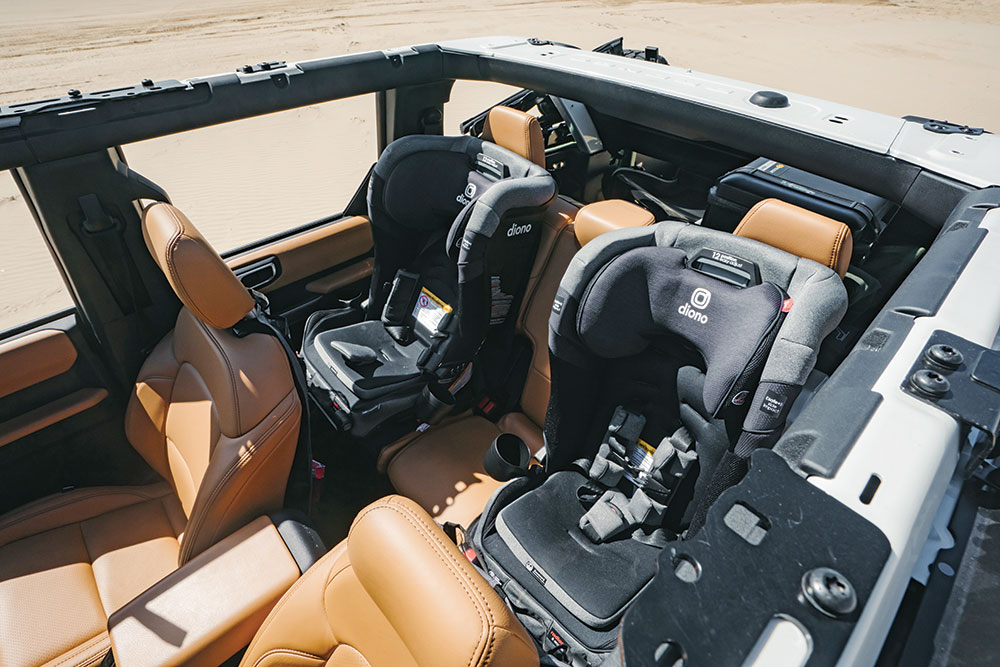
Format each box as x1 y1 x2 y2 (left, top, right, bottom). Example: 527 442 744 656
516 199 655 425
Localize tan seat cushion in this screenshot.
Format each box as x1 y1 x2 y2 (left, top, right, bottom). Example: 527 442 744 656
0 484 185 667
387 413 543 527
240 495 538 667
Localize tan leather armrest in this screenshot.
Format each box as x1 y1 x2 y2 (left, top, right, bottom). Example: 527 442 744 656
109 516 300 667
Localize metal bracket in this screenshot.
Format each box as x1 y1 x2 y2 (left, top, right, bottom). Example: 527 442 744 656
900 330 1000 464
0 79 189 118
234 61 303 86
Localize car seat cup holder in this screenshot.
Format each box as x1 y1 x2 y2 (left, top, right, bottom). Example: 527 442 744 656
416 381 456 425
484 433 533 482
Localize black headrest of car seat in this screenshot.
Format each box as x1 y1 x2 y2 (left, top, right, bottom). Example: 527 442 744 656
575 246 785 416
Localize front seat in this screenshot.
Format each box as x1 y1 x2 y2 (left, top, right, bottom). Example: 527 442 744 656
239 494 538 667
0 203 302 667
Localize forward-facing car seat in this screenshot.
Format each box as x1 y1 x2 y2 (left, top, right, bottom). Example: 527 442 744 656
0 203 303 667
468 198 851 663
302 108 557 436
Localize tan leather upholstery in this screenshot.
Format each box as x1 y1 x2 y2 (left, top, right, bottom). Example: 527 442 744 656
231 215 373 293
573 199 655 247
143 203 255 329
734 198 853 277
0 387 107 449
0 329 77 400
109 517 299 667
0 484 184 667
0 206 303 667
240 496 538 667
482 106 546 168
125 307 301 562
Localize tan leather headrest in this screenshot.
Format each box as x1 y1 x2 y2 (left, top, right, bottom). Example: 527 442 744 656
574 199 656 247
734 198 853 277
482 106 546 167
142 203 254 329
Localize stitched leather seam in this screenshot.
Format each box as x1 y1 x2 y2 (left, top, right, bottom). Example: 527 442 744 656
252 648 326 666
48 631 109 667
194 317 241 433
160 206 220 328
350 500 493 667
212 404 298 537
243 550 343 663
181 392 296 562
0 488 162 535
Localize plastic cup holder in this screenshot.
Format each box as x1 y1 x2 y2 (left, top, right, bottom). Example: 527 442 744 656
484 433 531 482
416 382 456 425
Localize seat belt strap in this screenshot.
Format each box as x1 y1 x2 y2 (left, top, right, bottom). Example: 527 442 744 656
580 420 698 544
588 406 645 485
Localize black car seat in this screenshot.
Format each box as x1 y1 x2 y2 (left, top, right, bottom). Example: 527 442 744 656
468 199 850 663
302 110 556 436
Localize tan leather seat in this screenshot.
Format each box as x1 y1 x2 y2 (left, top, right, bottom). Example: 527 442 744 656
386 200 655 526
482 105 546 167
240 495 538 667
734 198 853 277
0 203 302 667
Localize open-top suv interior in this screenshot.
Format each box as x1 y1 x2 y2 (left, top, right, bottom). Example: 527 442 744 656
1 36 998 667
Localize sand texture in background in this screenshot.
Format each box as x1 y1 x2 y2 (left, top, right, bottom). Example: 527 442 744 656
1 0 998 329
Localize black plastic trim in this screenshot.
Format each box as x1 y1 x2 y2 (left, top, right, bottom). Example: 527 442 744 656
270 510 327 574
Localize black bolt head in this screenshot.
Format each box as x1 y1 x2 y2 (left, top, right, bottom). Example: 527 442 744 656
926 343 964 370
910 368 950 397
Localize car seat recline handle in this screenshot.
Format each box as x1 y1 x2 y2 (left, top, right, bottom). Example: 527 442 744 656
484 433 532 482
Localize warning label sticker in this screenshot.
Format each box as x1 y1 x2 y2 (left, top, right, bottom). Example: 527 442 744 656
624 437 656 486
412 287 452 333
489 275 514 325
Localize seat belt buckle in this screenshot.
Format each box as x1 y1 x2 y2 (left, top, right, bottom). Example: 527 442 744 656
475 395 499 419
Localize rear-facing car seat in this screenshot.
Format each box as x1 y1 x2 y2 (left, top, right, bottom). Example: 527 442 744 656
0 203 304 667
384 201 657 525
387 198 852 528
301 108 556 438
466 198 851 663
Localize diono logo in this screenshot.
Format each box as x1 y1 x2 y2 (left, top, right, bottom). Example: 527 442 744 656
678 287 712 324
691 288 711 309
508 222 532 237
456 182 477 205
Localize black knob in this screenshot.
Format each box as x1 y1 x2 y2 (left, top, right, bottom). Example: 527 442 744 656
67 89 82 98
749 90 789 109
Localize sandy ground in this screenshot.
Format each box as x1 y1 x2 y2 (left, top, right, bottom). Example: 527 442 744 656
1 0 998 329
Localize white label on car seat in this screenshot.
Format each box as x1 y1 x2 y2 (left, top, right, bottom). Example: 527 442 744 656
624 437 656 486
412 287 452 333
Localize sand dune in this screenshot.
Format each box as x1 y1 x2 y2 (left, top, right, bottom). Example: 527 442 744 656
1 0 998 329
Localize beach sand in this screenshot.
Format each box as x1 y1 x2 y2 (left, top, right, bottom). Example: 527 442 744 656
1 0 998 329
